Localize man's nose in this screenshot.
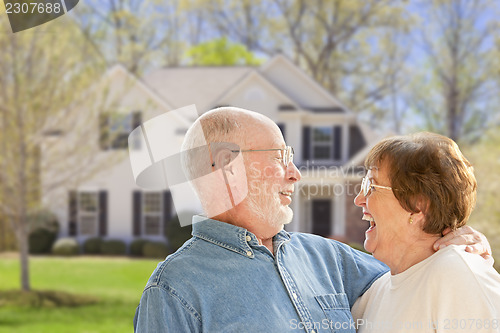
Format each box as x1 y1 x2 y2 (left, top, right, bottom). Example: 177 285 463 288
287 162 301 182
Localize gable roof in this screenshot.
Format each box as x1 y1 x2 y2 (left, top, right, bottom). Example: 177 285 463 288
103 64 192 127
142 66 254 113
260 54 349 112
212 70 300 110
140 55 352 115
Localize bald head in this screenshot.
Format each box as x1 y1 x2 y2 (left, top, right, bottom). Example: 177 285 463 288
182 107 276 151
180 107 282 213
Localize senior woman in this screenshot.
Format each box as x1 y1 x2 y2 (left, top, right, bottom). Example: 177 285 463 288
351 132 500 333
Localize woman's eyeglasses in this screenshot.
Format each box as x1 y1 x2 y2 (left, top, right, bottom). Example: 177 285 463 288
361 176 393 197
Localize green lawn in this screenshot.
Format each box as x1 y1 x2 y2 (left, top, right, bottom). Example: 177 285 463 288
0 255 160 333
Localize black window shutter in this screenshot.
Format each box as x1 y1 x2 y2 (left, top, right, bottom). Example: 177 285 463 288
68 191 77 236
98 191 108 237
132 111 142 129
133 191 142 236
348 125 366 159
163 191 173 235
333 126 342 160
302 126 310 161
129 111 142 150
99 113 109 150
277 123 286 141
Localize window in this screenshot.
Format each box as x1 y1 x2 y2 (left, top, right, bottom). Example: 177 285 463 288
142 192 163 236
133 191 172 237
304 126 343 162
78 192 99 236
312 127 333 160
68 190 107 237
100 111 141 150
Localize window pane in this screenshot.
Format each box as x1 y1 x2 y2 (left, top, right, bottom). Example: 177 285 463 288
79 193 97 212
110 134 129 149
313 127 332 142
144 193 161 213
108 113 134 149
313 146 331 159
80 215 97 235
144 216 161 235
110 113 132 132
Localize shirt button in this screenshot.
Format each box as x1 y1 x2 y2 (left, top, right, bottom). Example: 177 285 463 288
246 235 251 242
246 250 252 257
311 330 316 333
292 292 298 300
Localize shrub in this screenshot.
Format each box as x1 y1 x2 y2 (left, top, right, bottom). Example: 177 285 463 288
142 241 169 258
101 239 126 255
29 229 57 254
165 211 196 252
52 238 79 256
28 209 60 254
83 237 103 254
130 239 148 256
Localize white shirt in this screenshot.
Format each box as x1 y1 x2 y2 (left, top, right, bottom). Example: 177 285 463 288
352 245 500 333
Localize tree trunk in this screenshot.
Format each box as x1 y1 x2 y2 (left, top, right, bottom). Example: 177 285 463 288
17 217 31 291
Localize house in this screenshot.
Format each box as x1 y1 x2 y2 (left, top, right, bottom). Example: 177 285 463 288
43 55 376 247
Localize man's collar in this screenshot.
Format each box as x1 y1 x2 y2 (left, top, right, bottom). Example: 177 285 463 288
191 215 290 258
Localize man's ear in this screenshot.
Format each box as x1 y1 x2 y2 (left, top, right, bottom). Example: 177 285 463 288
214 149 235 175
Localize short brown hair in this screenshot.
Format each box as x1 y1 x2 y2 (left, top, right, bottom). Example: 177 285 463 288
365 132 477 234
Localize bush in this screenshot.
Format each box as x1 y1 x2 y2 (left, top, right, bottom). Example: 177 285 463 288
101 239 126 255
52 238 79 256
83 237 103 254
28 209 60 254
29 229 57 254
142 241 169 258
130 239 148 256
165 211 196 252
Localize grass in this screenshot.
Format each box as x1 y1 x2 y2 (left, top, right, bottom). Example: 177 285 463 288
0 254 160 333
0 290 99 307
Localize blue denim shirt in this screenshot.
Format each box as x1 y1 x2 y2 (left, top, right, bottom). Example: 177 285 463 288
134 216 388 332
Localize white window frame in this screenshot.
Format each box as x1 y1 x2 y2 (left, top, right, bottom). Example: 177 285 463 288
142 191 163 236
311 126 334 162
77 191 99 237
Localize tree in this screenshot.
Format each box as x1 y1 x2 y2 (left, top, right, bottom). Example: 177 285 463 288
184 0 272 51
73 0 190 73
185 37 262 65
0 15 116 291
407 0 499 142
182 0 413 127
464 130 500 268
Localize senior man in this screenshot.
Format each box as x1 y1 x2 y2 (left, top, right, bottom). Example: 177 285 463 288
134 107 490 333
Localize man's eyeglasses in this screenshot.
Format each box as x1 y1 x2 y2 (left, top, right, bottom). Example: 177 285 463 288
231 146 294 168
361 176 393 197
